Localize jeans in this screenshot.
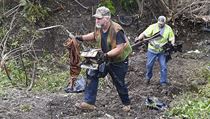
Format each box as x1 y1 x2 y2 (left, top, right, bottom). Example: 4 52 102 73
84 58 130 105
146 50 167 84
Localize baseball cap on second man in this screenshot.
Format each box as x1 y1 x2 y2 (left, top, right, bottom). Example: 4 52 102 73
158 16 166 25
93 6 111 18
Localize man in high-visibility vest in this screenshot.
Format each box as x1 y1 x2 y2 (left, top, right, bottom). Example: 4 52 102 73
135 16 175 86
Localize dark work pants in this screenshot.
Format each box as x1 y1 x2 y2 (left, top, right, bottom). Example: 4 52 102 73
84 58 130 106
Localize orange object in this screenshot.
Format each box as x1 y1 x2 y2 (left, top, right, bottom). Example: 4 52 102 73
64 38 81 87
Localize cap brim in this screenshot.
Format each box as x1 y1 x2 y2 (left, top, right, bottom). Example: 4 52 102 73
93 14 103 18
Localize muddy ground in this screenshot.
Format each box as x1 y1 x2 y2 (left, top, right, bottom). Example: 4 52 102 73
0 52 208 119
0 0 210 119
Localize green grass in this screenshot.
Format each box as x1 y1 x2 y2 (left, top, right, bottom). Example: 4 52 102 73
165 65 210 119
0 71 13 97
33 70 68 92
166 92 210 119
20 104 32 112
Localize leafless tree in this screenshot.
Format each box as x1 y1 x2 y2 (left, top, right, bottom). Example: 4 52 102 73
135 0 210 23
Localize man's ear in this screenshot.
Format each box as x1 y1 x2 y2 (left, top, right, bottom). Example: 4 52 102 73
104 16 111 21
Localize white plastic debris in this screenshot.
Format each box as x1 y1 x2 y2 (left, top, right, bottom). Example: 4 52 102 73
187 49 201 54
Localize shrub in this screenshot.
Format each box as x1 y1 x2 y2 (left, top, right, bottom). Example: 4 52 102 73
98 0 116 15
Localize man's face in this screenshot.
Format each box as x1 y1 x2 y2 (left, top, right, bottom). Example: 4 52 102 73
158 23 165 28
95 16 109 28
95 17 104 28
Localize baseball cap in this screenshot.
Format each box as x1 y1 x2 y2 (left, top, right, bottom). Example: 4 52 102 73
158 16 166 25
93 6 111 18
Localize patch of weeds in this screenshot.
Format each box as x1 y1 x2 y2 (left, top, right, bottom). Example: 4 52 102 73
98 78 106 90
22 1 49 24
20 104 32 112
0 71 13 96
5 60 28 87
199 83 210 98
0 89 7 97
0 55 67 92
0 50 87 94
119 0 138 12
98 0 116 15
0 26 6 39
165 92 210 118
33 69 68 92
165 66 210 118
200 67 210 82
0 77 10 98
57 52 69 66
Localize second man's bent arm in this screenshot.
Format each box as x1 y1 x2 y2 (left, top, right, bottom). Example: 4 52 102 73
135 32 145 42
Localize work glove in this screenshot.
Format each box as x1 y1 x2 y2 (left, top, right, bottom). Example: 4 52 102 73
98 52 108 64
75 35 83 42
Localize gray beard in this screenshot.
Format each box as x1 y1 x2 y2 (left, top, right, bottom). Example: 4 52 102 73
96 24 102 28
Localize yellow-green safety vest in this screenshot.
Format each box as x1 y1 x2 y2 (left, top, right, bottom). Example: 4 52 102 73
94 21 132 63
143 23 175 53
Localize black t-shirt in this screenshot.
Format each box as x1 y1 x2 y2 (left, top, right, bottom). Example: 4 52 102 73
101 30 126 53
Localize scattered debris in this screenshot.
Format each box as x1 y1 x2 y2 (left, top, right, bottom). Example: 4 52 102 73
187 49 201 54
64 75 86 93
104 113 114 119
145 97 168 111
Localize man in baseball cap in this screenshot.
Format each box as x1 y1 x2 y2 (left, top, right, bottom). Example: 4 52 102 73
92 6 111 28
135 15 175 87
157 16 166 28
93 6 111 18
74 6 132 112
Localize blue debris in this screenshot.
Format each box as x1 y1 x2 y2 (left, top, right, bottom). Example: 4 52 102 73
64 75 86 93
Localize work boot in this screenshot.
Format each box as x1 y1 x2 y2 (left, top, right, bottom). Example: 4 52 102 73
122 105 131 112
75 102 96 110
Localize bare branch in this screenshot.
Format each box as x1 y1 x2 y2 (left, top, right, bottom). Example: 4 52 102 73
27 62 37 91
3 4 21 17
136 0 145 17
1 11 18 59
74 0 89 10
159 0 174 15
173 0 210 20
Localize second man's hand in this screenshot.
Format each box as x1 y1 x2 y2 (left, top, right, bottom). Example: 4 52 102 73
134 37 140 43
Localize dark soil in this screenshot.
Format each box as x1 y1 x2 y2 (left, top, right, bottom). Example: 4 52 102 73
0 52 207 119
0 0 209 119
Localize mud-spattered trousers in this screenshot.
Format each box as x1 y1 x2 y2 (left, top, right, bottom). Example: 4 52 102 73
84 58 130 106
146 50 168 84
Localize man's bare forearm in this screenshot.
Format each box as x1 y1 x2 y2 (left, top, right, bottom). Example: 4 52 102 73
82 32 95 41
107 43 125 57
